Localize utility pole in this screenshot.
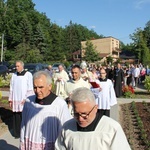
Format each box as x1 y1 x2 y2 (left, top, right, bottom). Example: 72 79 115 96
1 34 4 63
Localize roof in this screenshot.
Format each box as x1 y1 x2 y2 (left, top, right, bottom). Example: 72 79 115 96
72 50 81 55
120 50 136 59
99 53 109 57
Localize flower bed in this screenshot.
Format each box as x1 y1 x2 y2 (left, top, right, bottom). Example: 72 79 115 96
120 101 150 150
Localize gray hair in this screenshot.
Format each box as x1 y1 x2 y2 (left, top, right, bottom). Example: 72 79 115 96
33 71 52 85
16 60 24 67
71 87 96 104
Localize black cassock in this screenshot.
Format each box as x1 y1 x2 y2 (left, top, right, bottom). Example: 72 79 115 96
113 68 124 97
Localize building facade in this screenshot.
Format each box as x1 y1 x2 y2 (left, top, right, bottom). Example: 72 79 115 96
81 37 120 63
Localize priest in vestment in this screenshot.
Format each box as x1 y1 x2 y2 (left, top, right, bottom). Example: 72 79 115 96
113 63 124 97
53 64 69 99
55 87 131 150
64 65 90 113
9 60 34 138
20 71 71 150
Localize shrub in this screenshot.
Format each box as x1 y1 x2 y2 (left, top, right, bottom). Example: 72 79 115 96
122 85 135 98
144 76 150 92
0 74 12 88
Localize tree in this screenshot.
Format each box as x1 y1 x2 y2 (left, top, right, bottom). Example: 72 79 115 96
26 48 43 63
83 40 101 62
14 15 33 61
63 21 81 60
130 28 144 61
144 21 150 49
106 56 113 64
33 23 47 55
63 21 102 61
138 32 150 65
48 23 65 61
130 27 150 64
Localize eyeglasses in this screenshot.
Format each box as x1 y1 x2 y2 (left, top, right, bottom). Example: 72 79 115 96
100 72 106 74
72 105 96 119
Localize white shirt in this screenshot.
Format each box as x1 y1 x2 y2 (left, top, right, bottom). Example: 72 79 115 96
133 67 140 77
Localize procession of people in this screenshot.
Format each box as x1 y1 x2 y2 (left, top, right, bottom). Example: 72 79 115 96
8 60 149 149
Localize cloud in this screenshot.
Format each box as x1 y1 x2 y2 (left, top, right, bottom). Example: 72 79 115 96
89 25 96 29
57 19 64 23
135 0 150 9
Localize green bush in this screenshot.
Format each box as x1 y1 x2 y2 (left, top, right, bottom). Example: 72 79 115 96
144 76 150 92
0 74 12 87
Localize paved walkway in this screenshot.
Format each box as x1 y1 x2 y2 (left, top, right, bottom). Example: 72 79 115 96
0 91 19 150
0 130 19 150
1 91 9 97
0 86 149 150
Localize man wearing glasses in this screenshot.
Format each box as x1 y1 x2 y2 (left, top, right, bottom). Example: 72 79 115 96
91 68 117 117
55 87 131 150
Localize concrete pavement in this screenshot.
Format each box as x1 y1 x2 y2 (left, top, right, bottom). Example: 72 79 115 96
0 90 19 150
1 91 9 97
0 130 19 150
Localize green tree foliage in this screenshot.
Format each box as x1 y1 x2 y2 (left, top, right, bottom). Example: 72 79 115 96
144 21 150 49
1 0 149 64
106 56 113 64
83 40 101 62
0 0 104 63
138 33 150 65
63 21 103 60
63 21 80 60
130 26 150 65
26 48 43 63
48 23 65 61
0 0 102 63
33 23 46 55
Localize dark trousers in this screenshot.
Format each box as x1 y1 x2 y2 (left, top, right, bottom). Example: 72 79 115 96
13 112 22 138
99 109 110 117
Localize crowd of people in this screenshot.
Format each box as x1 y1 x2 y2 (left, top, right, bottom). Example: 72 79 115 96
52 62 147 99
9 60 141 149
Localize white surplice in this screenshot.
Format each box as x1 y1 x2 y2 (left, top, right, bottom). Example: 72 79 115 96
9 71 34 112
55 116 131 150
20 95 72 150
91 79 117 109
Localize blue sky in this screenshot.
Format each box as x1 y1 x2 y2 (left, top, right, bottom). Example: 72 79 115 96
32 0 150 44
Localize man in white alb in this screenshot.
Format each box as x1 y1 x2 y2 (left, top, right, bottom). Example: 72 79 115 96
91 68 117 117
20 71 71 150
9 60 34 138
53 64 69 99
55 87 131 150
64 65 90 112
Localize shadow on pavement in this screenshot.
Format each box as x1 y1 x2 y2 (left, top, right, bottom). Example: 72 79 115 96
0 139 19 150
